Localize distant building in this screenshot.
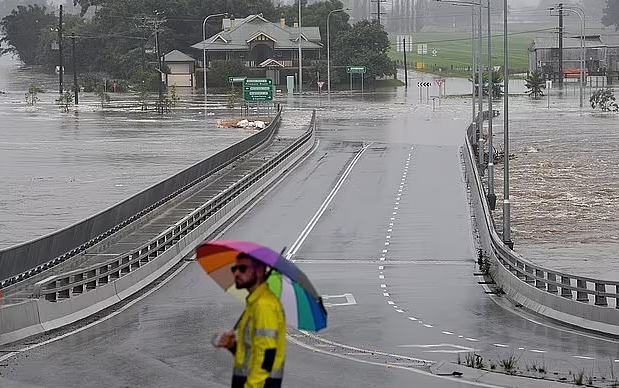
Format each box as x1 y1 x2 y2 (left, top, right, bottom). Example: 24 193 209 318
161 50 197 88
191 14 322 85
528 35 619 83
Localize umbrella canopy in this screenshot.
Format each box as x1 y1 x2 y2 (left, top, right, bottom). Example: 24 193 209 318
196 240 327 331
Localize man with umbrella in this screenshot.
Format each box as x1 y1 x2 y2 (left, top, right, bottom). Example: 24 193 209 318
197 240 328 388
216 252 286 388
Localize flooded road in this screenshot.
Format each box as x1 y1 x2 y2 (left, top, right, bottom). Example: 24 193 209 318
2 53 618 281
0 55 253 248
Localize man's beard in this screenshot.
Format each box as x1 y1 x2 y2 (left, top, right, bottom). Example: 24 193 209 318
236 273 257 290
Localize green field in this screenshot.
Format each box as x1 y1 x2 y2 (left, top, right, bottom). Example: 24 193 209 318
388 31 535 77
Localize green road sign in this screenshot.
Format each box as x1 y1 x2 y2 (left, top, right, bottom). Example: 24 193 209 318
243 78 273 101
228 76 246 84
346 66 366 74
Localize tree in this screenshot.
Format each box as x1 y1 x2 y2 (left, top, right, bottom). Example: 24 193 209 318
95 84 110 108
56 90 74 112
209 60 258 87
470 71 504 98
331 20 394 84
25 84 44 106
590 88 619 112
0 4 57 66
602 0 619 31
525 69 546 99
278 0 350 46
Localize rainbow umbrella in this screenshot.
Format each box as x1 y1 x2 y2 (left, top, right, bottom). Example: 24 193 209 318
196 240 327 331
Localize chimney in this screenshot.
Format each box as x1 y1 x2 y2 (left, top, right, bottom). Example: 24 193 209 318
293 18 298 28
222 17 231 30
280 14 286 28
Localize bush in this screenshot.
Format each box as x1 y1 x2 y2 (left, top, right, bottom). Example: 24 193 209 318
590 88 619 112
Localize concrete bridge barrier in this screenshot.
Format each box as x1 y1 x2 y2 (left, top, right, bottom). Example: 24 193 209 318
463 116 619 337
0 111 317 346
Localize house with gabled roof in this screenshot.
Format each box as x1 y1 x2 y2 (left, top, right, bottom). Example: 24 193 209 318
161 50 197 88
191 14 322 85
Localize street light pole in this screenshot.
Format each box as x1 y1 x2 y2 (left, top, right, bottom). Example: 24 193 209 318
477 1 484 170
327 8 346 96
298 0 303 94
503 0 512 248
202 12 227 115
486 0 495 209
472 7 477 123
549 5 585 108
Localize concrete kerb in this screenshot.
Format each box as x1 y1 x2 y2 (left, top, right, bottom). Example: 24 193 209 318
462 132 619 338
0 116 316 347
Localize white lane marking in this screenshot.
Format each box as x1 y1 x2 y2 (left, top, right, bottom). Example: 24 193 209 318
408 317 417 321
383 293 390 297
493 344 509 348
379 275 384 279
465 338 478 342
395 309 404 313
0 261 192 363
424 324 434 328
378 266 384 270
529 349 547 353
442 331 454 335
386 235 391 239
458 335 464 338
387 301 395 305
381 284 387 288
379 257 385 261
384 242 390 246
382 249 388 253
573 355 596 360
291 332 433 366
322 293 357 307
518 347 524 350
286 142 372 260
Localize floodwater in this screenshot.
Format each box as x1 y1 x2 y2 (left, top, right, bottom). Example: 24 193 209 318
489 87 619 280
2 53 617 281
0 54 253 248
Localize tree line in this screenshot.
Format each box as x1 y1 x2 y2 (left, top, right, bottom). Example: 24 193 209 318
0 0 394 90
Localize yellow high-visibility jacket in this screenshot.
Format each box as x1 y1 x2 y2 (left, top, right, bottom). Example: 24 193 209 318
232 282 286 388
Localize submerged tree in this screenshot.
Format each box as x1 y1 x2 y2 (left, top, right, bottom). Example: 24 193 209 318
525 69 546 99
590 88 619 112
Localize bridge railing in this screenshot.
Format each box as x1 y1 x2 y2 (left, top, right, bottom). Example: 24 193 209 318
0 111 281 287
463 113 619 335
33 111 316 302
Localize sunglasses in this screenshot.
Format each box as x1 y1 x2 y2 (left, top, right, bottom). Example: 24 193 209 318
231 264 249 274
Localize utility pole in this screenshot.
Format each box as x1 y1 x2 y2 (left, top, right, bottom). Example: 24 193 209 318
370 0 386 24
155 27 162 113
403 38 408 88
150 13 166 113
558 3 564 85
71 32 78 105
58 4 63 95
298 0 302 94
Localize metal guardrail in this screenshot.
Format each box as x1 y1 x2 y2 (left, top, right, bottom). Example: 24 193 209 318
0 111 282 288
464 115 619 311
33 111 316 301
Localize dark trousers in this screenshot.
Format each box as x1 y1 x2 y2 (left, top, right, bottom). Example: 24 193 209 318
231 375 282 388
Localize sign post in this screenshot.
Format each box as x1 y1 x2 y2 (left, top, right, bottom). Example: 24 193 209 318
243 78 274 102
546 80 552 109
346 66 366 94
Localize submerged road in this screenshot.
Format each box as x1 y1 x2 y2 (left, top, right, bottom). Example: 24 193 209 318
2 96 619 388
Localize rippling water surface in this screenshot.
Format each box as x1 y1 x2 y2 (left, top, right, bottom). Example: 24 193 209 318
3 54 617 280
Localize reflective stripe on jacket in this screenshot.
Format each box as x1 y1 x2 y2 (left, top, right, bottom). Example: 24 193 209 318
233 282 286 388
